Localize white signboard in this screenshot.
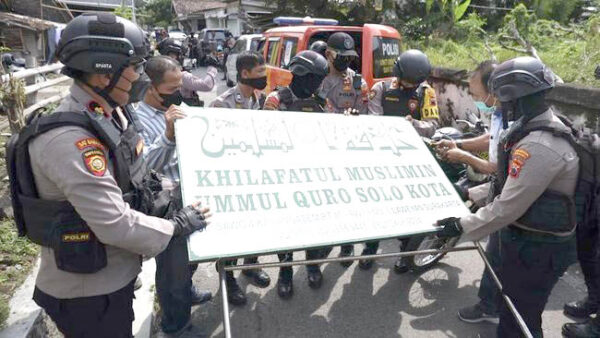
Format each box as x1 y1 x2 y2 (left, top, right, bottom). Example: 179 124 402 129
176 108 470 262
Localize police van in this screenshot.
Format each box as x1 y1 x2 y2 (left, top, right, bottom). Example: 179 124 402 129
261 16 402 93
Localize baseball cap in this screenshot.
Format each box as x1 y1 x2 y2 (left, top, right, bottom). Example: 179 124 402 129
327 32 358 57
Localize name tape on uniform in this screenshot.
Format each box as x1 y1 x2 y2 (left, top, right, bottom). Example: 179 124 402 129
175 108 470 262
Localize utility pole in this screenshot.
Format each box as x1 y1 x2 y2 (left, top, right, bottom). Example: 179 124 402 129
131 0 137 24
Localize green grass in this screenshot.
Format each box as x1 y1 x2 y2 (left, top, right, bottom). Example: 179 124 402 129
0 218 39 329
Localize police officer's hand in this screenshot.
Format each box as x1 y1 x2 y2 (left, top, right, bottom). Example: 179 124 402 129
442 148 469 163
343 108 359 116
436 217 463 238
171 203 211 237
164 105 187 142
433 139 456 152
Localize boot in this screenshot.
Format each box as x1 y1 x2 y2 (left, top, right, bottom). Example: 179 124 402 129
339 245 354 268
564 297 598 319
306 265 323 289
225 272 246 306
242 269 271 288
277 267 293 299
562 318 600 338
358 244 378 270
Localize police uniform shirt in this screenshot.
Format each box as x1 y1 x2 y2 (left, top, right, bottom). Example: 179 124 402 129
181 67 217 99
368 78 440 137
459 108 579 241
319 68 368 114
29 84 174 299
209 84 261 110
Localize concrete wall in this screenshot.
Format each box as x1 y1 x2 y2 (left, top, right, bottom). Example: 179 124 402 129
429 67 600 132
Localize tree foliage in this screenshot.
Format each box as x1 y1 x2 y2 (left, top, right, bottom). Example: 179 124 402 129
113 6 133 20
139 0 174 28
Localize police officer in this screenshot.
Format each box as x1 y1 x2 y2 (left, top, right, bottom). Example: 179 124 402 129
10 13 210 337
359 49 441 273
367 49 440 137
263 50 328 298
317 32 368 266
309 40 327 58
209 50 270 305
157 37 217 106
319 32 368 115
437 57 578 337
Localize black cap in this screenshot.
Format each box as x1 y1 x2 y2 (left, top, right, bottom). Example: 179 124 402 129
327 32 358 57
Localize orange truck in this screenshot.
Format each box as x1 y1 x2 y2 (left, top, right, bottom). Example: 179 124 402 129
260 17 402 93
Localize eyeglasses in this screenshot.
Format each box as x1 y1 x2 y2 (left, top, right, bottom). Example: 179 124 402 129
130 59 146 74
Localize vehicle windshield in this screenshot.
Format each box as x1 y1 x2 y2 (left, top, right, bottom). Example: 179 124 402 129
372 37 401 79
207 31 226 41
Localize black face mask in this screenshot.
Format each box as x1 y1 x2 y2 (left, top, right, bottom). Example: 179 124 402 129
239 76 267 90
127 73 151 105
333 57 351 72
290 74 323 99
158 89 183 108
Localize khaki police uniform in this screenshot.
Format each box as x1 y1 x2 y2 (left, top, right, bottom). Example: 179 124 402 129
319 68 368 114
459 108 579 336
368 78 440 137
209 84 262 110
30 84 174 299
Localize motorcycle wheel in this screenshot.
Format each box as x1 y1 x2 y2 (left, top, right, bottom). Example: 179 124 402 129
405 234 458 272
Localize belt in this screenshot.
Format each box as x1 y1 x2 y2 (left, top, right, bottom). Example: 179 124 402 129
505 225 574 243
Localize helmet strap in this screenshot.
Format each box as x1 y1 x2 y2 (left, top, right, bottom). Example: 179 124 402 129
88 64 127 109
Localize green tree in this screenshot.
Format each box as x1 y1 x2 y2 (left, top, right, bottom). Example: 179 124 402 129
113 5 133 20
139 0 174 28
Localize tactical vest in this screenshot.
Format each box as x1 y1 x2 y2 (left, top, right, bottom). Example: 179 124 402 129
493 117 591 235
278 87 324 113
381 81 426 119
7 108 155 274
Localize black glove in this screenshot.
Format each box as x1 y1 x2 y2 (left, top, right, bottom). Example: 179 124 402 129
171 205 208 237
436 217 463 238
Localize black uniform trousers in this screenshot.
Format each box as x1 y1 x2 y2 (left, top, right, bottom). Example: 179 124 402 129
277 249 322 278
33 279 135 338
155 235 197 333
497 227 576 338
574 218 600 305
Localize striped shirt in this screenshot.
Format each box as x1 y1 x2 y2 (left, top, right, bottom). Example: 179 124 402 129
135 101 180 182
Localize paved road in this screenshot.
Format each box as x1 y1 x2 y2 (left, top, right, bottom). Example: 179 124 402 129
154 67 587 338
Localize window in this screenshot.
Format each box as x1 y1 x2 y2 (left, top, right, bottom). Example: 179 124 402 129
266 38 280 65
255 38 266 53
279 38 298 68
230 39 245 54
372 37 401 79
250 38 261 52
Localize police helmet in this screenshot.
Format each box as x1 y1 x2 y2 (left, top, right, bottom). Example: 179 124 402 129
309 41 327 58
490 57 556 103
56 13 150 75
393 49 431 84
157 38 187 57
288 50 329 77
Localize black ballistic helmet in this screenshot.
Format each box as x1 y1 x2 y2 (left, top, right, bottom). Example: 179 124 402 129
56 13 150 107
489 56 555 103
157 38 188 57
393 49 431 85
289 50 329 77
309 40 327 58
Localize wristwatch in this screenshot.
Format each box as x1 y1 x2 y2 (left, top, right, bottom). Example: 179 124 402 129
456 140 463 149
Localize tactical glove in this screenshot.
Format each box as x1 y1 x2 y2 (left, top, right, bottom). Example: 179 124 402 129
171 205 208 237
436 217 463 238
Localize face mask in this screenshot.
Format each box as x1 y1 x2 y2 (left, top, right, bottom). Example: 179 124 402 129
333 57 350 72
158 89 183 108
127 73 151 104
290 74 323 99
475 101 496 116
239 76 267 90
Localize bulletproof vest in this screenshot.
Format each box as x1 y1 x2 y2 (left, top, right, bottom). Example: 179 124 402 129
381 81 425 119
278 87 324 113
7 108 152 273
494 116 597 235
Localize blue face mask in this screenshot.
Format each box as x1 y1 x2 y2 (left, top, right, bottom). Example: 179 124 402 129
475 101 496 116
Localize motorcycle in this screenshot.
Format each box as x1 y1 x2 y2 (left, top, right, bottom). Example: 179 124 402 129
403 117 489 271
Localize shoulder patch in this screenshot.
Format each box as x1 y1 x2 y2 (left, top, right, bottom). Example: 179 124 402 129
82 149 107 177
509 148 530 178
75 137 105 151
234 92 243 104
